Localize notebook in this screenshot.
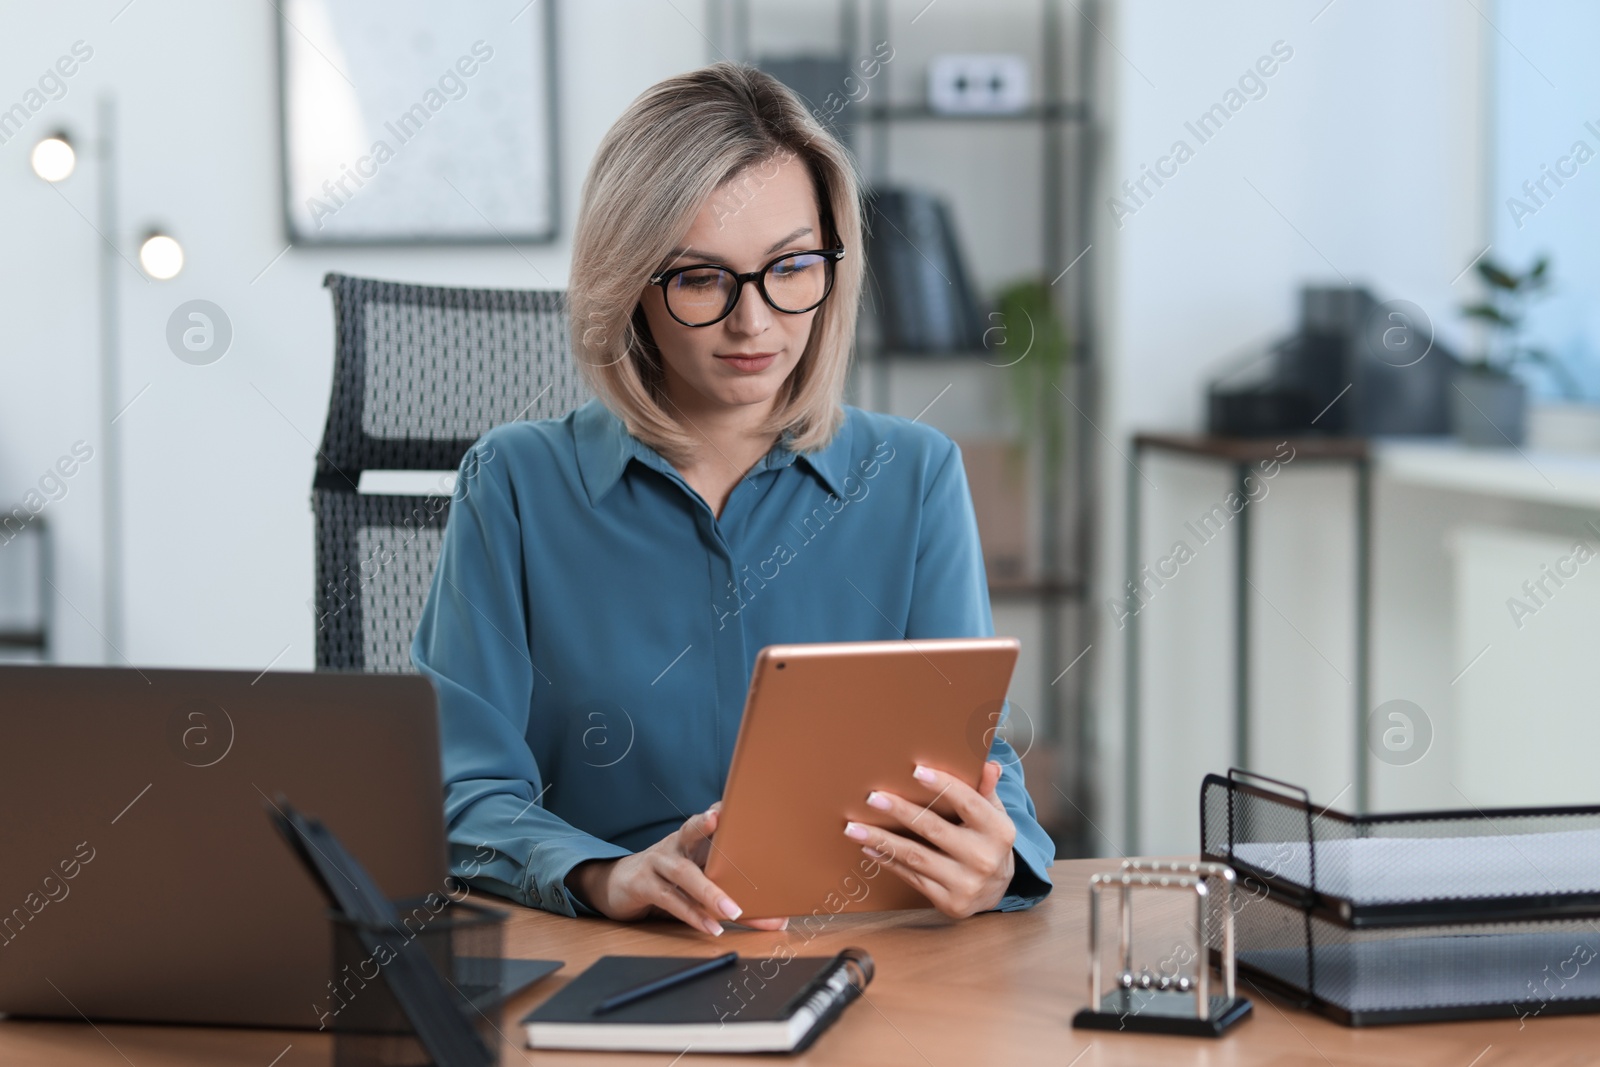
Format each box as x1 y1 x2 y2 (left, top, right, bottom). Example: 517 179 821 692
522 947 873 1053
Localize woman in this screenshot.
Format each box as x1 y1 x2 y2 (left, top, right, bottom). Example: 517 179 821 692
412 62 1053 937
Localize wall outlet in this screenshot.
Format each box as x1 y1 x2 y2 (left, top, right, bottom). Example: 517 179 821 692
927 53 1029 115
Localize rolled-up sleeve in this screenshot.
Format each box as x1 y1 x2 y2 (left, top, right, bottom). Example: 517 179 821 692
905 439 1055 911
412 435 631 917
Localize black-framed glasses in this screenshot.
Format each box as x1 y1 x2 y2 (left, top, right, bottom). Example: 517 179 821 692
648 247 846 327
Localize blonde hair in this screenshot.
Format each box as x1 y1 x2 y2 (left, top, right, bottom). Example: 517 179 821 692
569 61 863 465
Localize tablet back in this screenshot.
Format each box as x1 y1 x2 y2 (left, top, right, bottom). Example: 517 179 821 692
706 637 1020 918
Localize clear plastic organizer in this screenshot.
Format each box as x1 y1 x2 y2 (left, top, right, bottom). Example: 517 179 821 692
1199 770 1600 1025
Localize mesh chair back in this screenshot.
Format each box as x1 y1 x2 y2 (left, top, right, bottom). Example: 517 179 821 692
312 272 590 671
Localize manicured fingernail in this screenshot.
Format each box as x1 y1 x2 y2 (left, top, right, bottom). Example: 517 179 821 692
913 765 937 784
705 919 724 936
862 846 885 860
778 917 789 930
718 897 742 920
866 791 891 811
843 821 870 841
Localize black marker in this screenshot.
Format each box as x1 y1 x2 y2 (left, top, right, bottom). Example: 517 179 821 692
593 952 739 1015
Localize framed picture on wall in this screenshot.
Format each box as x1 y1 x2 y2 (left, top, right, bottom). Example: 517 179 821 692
276 0 557 245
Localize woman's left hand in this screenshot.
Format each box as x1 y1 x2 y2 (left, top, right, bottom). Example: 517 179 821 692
845 760 1016 919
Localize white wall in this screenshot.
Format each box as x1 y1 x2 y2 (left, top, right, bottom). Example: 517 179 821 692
1092 0 1490 853
0 0 708 670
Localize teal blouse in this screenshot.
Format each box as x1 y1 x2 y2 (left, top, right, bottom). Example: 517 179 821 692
411 396 1054 918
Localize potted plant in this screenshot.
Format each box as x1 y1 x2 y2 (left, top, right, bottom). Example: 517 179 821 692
1454 254 1579 447
991 278 1072 488
957 279 1071 583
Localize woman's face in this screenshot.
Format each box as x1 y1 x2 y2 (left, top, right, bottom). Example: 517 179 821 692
640 152 826 418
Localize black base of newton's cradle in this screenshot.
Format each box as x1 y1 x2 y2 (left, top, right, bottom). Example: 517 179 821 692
1072 991 1253 1037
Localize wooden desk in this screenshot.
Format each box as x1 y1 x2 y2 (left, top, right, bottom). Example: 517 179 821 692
1 857 1591 1066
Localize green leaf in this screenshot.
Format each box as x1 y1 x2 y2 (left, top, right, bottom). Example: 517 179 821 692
1461 302 1513 326
1477 259 1519 290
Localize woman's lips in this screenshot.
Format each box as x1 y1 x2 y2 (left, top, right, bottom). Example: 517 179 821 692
715 352 778 372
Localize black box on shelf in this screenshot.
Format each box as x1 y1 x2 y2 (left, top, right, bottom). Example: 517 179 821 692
1208 286 1457 437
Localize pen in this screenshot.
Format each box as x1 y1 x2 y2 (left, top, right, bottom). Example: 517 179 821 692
593 951 739 1015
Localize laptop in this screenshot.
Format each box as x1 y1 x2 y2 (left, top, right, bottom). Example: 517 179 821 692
0 665 558 1029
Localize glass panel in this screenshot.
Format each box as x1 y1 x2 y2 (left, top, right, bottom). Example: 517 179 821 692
764 253 829 311
666 268 736 324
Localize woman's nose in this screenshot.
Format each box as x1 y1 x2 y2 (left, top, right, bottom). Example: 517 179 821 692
722 277 774 336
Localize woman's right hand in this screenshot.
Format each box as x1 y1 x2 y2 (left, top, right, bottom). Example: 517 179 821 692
564 804 788 936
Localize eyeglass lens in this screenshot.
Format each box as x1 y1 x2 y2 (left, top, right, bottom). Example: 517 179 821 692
665 252 832 325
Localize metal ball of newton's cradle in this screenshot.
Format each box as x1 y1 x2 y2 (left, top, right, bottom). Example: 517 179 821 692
1079 861 1248 1038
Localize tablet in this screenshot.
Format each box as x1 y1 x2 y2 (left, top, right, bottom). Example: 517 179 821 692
705 636 1021 918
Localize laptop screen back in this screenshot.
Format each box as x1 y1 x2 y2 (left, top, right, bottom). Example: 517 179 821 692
0 666 448 1029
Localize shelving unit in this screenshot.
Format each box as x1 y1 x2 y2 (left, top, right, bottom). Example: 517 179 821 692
709 0 1101 857
856 102 1092 122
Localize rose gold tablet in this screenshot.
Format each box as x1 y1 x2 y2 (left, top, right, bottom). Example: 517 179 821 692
705 636 1021 918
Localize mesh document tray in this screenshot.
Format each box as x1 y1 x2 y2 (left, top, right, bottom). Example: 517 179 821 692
1199 770 1600 1026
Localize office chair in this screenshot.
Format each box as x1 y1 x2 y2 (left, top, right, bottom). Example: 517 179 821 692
311 273 590 671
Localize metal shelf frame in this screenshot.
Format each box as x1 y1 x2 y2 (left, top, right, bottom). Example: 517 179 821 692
1124 436 1374 854
708 0 1102 857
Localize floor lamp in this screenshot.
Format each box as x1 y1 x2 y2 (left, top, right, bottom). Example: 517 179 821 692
30 96 184 664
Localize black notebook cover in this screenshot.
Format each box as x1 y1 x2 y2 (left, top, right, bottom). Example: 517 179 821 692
522 949 872 1053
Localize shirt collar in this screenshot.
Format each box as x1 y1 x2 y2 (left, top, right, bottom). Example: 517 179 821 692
573 397 853 507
